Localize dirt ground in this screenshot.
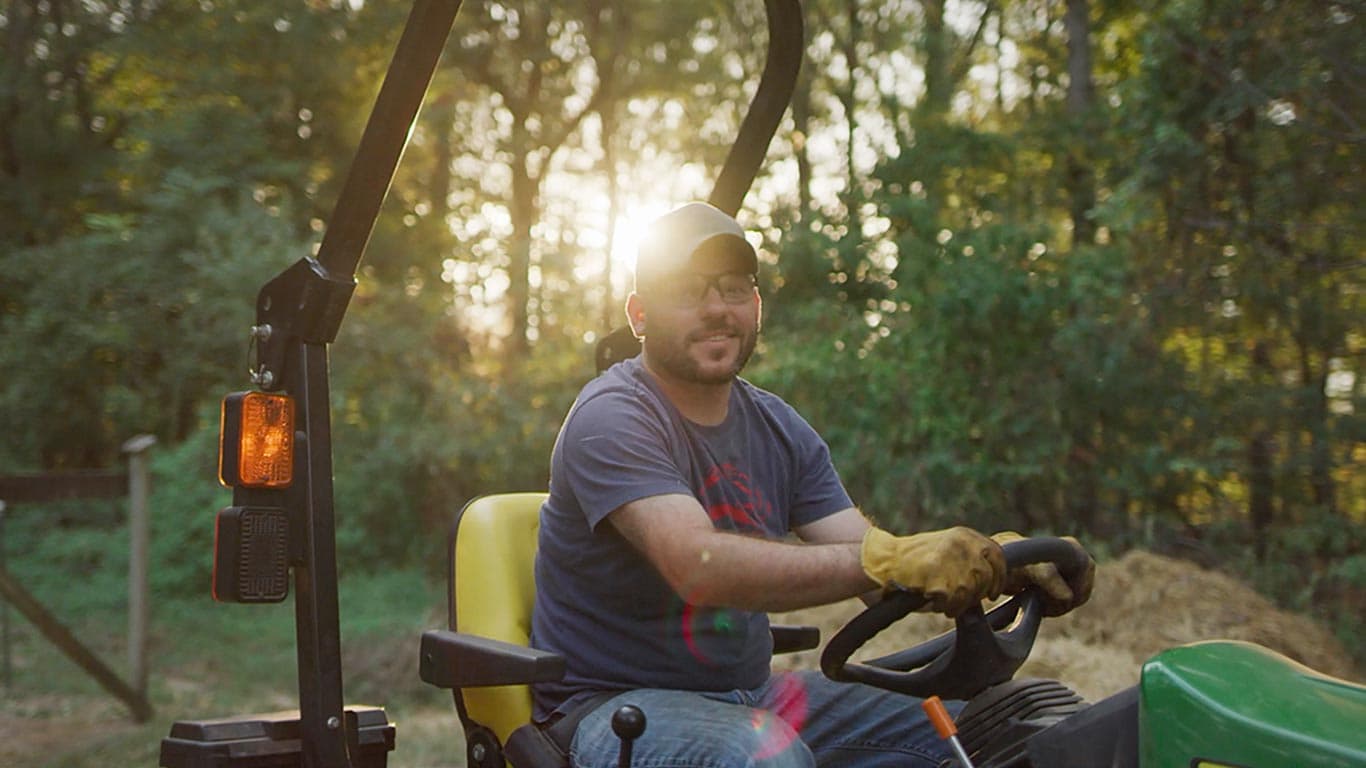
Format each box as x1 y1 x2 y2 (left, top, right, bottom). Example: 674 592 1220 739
2 550 1360 766
0 691 140 766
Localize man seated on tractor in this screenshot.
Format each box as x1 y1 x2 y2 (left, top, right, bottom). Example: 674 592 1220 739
530 202 1095 768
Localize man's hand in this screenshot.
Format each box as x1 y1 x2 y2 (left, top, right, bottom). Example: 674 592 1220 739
860 527 1007 617
990 531 1096 617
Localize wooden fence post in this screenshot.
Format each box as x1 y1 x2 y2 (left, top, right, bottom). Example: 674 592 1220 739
0 499 8 689
122 435 156 708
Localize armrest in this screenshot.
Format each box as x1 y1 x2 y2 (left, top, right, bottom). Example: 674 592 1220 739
772 624 820 654
419 629 566 689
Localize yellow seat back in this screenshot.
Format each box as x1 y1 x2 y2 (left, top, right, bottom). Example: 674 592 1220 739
452 492 548 747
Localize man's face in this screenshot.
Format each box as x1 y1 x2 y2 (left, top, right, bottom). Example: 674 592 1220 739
636 271 760 386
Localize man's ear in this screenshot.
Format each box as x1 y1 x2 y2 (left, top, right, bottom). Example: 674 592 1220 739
625 292 647 339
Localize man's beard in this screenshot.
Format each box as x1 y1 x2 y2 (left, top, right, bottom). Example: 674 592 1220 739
647 321 758 385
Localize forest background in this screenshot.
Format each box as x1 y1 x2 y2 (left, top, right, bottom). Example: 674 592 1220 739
1 0 1362 672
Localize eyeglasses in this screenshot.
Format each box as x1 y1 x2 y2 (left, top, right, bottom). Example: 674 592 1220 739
649 273 757 309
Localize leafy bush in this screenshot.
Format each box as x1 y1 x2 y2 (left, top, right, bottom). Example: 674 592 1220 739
146 411 231 599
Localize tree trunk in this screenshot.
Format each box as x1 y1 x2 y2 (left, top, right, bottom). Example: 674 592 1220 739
919 0 951 118
1299 341 1337 515
1248 340 1275 561
1063 0 1096 247
838 0 863 236
0 0 31 184
1248 429 1274 562
427 95 456 225
508 149 537 357
791 66 815 221
601 108 621 332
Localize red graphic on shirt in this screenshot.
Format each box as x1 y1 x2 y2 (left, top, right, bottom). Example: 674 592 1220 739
701 463 773 533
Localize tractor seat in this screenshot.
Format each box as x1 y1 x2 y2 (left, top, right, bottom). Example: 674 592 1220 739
419 492 820 768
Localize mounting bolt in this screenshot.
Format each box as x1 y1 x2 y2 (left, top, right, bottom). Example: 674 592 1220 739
327 716 341 730
471 743 487 761
251 324 273 342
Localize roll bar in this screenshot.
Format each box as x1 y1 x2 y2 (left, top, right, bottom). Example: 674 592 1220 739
708 0 804 216
231 2 806 766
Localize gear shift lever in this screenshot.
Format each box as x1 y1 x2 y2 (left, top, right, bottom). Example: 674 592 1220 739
611 705 646 768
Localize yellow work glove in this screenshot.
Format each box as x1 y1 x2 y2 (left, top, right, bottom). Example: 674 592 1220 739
860 527 1007 617
990 531 1096 617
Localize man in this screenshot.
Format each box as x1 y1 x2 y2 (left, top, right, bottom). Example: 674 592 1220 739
530 202 1094 767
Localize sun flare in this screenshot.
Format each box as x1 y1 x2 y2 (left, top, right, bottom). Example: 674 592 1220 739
566 159 712 285
607 201 673 277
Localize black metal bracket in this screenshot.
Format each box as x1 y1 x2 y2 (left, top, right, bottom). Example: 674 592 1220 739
249 257 357 392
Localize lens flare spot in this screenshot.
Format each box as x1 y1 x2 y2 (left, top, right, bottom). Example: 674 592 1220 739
748 709 798 760
768 674 811 733
678 601 716 666
714 611 735 634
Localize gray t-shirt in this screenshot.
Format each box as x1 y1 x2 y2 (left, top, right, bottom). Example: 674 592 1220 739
530 356 853 719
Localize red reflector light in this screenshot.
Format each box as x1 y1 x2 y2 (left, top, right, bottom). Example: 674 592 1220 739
220 392 295 488
213 506 289 603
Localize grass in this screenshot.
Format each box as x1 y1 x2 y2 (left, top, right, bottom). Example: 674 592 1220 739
1 566 469 767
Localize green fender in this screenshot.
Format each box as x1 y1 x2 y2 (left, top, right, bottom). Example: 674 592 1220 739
1140 640 1366 767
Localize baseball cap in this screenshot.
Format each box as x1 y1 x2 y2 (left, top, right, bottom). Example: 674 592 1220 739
634 202 758 288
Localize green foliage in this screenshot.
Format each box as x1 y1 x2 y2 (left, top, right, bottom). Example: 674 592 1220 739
1104 0 1363 535
0 416 221 611
1 497 130 618
328 286 589 569
0 190 306 468
1 0 387 469
759 213 1195 540
145 411 233 599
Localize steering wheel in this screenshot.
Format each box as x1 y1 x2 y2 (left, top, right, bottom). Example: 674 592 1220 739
820 537 1089 701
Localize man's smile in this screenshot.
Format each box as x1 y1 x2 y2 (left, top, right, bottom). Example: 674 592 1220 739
690 325 739 343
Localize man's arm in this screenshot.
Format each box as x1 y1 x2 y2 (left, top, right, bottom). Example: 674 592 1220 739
607 494 878 613
794 507 883 605
794 506 872 544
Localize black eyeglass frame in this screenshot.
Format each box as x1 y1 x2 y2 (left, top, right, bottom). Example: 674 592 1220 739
641 272 758 309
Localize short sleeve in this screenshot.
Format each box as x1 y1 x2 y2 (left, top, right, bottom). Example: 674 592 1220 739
559 390 694 530
780 405 854 528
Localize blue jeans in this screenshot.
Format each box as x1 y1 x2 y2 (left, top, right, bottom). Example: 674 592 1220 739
568 671 960 767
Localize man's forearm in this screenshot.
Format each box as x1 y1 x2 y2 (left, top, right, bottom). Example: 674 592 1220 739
610 493 879 612
662 528 876 612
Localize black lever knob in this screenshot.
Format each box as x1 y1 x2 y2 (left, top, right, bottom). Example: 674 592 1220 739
611 705 646 768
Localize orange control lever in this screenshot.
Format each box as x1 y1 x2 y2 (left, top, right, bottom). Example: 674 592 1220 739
921 696 975 768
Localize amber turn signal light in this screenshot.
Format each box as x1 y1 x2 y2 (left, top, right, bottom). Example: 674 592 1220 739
219 391 295 488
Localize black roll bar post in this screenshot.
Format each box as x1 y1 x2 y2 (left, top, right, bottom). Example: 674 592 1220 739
708 0 804 216
246 2 465 767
